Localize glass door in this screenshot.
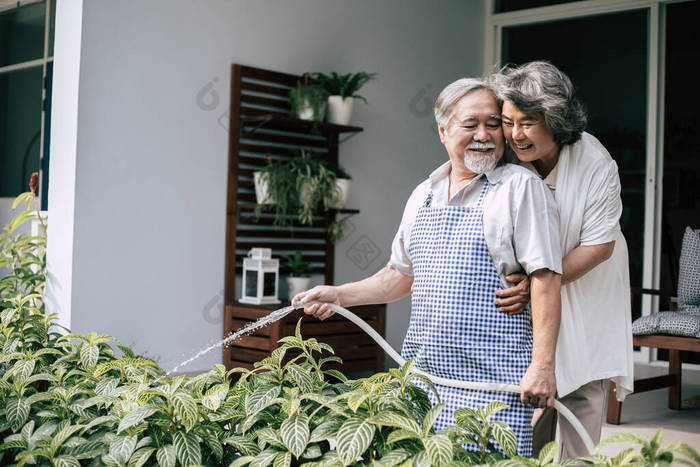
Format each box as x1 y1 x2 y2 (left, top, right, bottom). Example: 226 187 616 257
501 9 649 322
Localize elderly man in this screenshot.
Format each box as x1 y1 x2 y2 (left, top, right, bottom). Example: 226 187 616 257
295 77 562 456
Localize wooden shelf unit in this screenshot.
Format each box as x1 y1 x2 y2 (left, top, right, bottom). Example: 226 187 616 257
224 301 385 373
223 64 385 373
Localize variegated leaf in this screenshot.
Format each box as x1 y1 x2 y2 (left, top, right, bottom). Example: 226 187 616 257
368 411 421 436
245 385 281 415
172 391 198 432
280 413 310 458
12 359 36 381
309 418 343 443
6 397 30 431
109 435 137 465
301 443 323 460
250 447 278 467
347 391 369 413
285 364 313 393
491 420 518 458
422 403 444 436
127 446 155 467
223 434 260 456
336 416 375 465
483 400 509 417
156 444 177 467
538 440 559 464
256 427 285 448
80 344 99 368
117 404 158 433
273 451 292 467
386 428 421 445
423 434 452 466
373 448 411 466
174 431 201 466
413 450 430 467
54 455 81 467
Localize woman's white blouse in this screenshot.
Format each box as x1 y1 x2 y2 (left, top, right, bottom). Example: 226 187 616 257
531 132 634 400
388 161 562 287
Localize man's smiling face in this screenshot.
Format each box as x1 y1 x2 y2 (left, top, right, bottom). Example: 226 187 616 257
438 88 504 174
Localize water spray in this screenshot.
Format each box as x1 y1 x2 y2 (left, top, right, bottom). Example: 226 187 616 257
164 300 594 453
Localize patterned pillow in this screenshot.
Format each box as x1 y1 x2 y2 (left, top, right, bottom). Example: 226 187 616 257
631 313 659 335
632 311 700 338
678 227 700 315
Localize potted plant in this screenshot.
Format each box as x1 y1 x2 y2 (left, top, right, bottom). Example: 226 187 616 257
312 71 377 125
253 156 299 228
289 73 328 122
281 250 312 299
254 151 346 242
330 164 352 209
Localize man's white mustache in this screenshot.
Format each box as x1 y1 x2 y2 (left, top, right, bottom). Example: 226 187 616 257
467 143 496 151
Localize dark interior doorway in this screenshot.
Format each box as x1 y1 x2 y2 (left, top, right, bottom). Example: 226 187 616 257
659 0 700 364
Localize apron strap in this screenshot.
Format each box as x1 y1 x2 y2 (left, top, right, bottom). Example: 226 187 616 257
423 176 490 208
476 178 490 207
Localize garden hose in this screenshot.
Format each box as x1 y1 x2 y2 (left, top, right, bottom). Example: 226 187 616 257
291 301 595 453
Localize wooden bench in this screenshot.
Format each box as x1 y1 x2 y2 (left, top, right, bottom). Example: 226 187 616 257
606 288 700 424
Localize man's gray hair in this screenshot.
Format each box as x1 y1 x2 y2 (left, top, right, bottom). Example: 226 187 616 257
434 77 501 129
495 61 586 146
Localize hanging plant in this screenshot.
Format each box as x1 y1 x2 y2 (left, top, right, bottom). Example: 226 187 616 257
289 73 328 122
254 151 346 242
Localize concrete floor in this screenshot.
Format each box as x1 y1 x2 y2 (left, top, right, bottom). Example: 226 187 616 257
598 383 700 455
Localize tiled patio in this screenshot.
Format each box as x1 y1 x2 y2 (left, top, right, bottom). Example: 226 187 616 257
599 382 700 454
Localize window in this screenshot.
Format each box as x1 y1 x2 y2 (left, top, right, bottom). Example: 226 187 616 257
494 0 580 13
0 0 55 206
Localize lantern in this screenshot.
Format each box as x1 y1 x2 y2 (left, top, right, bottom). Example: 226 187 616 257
240 248 280 305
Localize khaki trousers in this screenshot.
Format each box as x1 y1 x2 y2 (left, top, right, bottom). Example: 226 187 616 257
532 379 607 459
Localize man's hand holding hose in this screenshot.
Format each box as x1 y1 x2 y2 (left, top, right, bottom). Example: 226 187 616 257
293 266 413 320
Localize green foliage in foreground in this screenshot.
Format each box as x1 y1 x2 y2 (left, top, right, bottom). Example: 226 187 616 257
1 191 699 466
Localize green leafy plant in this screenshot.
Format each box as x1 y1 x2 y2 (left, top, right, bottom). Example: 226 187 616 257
280 251 311 278
255 150 346 243
289 74 328 122
2 185 698 466
311 72 378 103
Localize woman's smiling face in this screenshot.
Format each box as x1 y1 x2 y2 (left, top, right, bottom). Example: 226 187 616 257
501 100 560 164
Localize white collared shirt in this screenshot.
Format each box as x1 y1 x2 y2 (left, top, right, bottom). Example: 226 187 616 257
388 161 562 286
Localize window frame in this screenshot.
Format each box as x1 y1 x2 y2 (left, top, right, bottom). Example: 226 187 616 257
485 0 692 370
0 0 54 204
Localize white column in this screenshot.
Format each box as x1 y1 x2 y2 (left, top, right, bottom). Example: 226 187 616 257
45 0 84 330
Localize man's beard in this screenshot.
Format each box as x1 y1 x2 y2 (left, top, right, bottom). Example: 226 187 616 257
463 143 500 173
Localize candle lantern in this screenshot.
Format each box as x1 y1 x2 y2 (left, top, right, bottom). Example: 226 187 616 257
240 248 280 305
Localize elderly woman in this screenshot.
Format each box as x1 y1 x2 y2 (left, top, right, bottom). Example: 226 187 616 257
495 61 634 458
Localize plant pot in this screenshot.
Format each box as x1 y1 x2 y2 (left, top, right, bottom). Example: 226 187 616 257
296 98 327 122
286 276 311 300
327 96 354 125
299 181 314 206
253 171 273 204
333 178 351 208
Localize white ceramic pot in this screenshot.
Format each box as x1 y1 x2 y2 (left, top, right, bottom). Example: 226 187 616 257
253 171 273 204
286 276 311 300
327 95 354 125
333 178 351 208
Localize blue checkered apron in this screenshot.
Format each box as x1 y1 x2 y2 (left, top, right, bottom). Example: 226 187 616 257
402 179 534 456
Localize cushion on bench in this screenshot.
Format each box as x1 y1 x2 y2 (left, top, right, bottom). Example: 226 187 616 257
678 227 700 315
632 311 700 338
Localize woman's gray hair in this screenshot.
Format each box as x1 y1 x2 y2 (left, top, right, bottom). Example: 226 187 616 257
495 61 586 146
434 77 501 129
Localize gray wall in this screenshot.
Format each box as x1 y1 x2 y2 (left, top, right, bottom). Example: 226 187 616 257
66 0 484 372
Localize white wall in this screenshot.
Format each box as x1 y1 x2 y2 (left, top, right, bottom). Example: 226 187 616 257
54 0 485 372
